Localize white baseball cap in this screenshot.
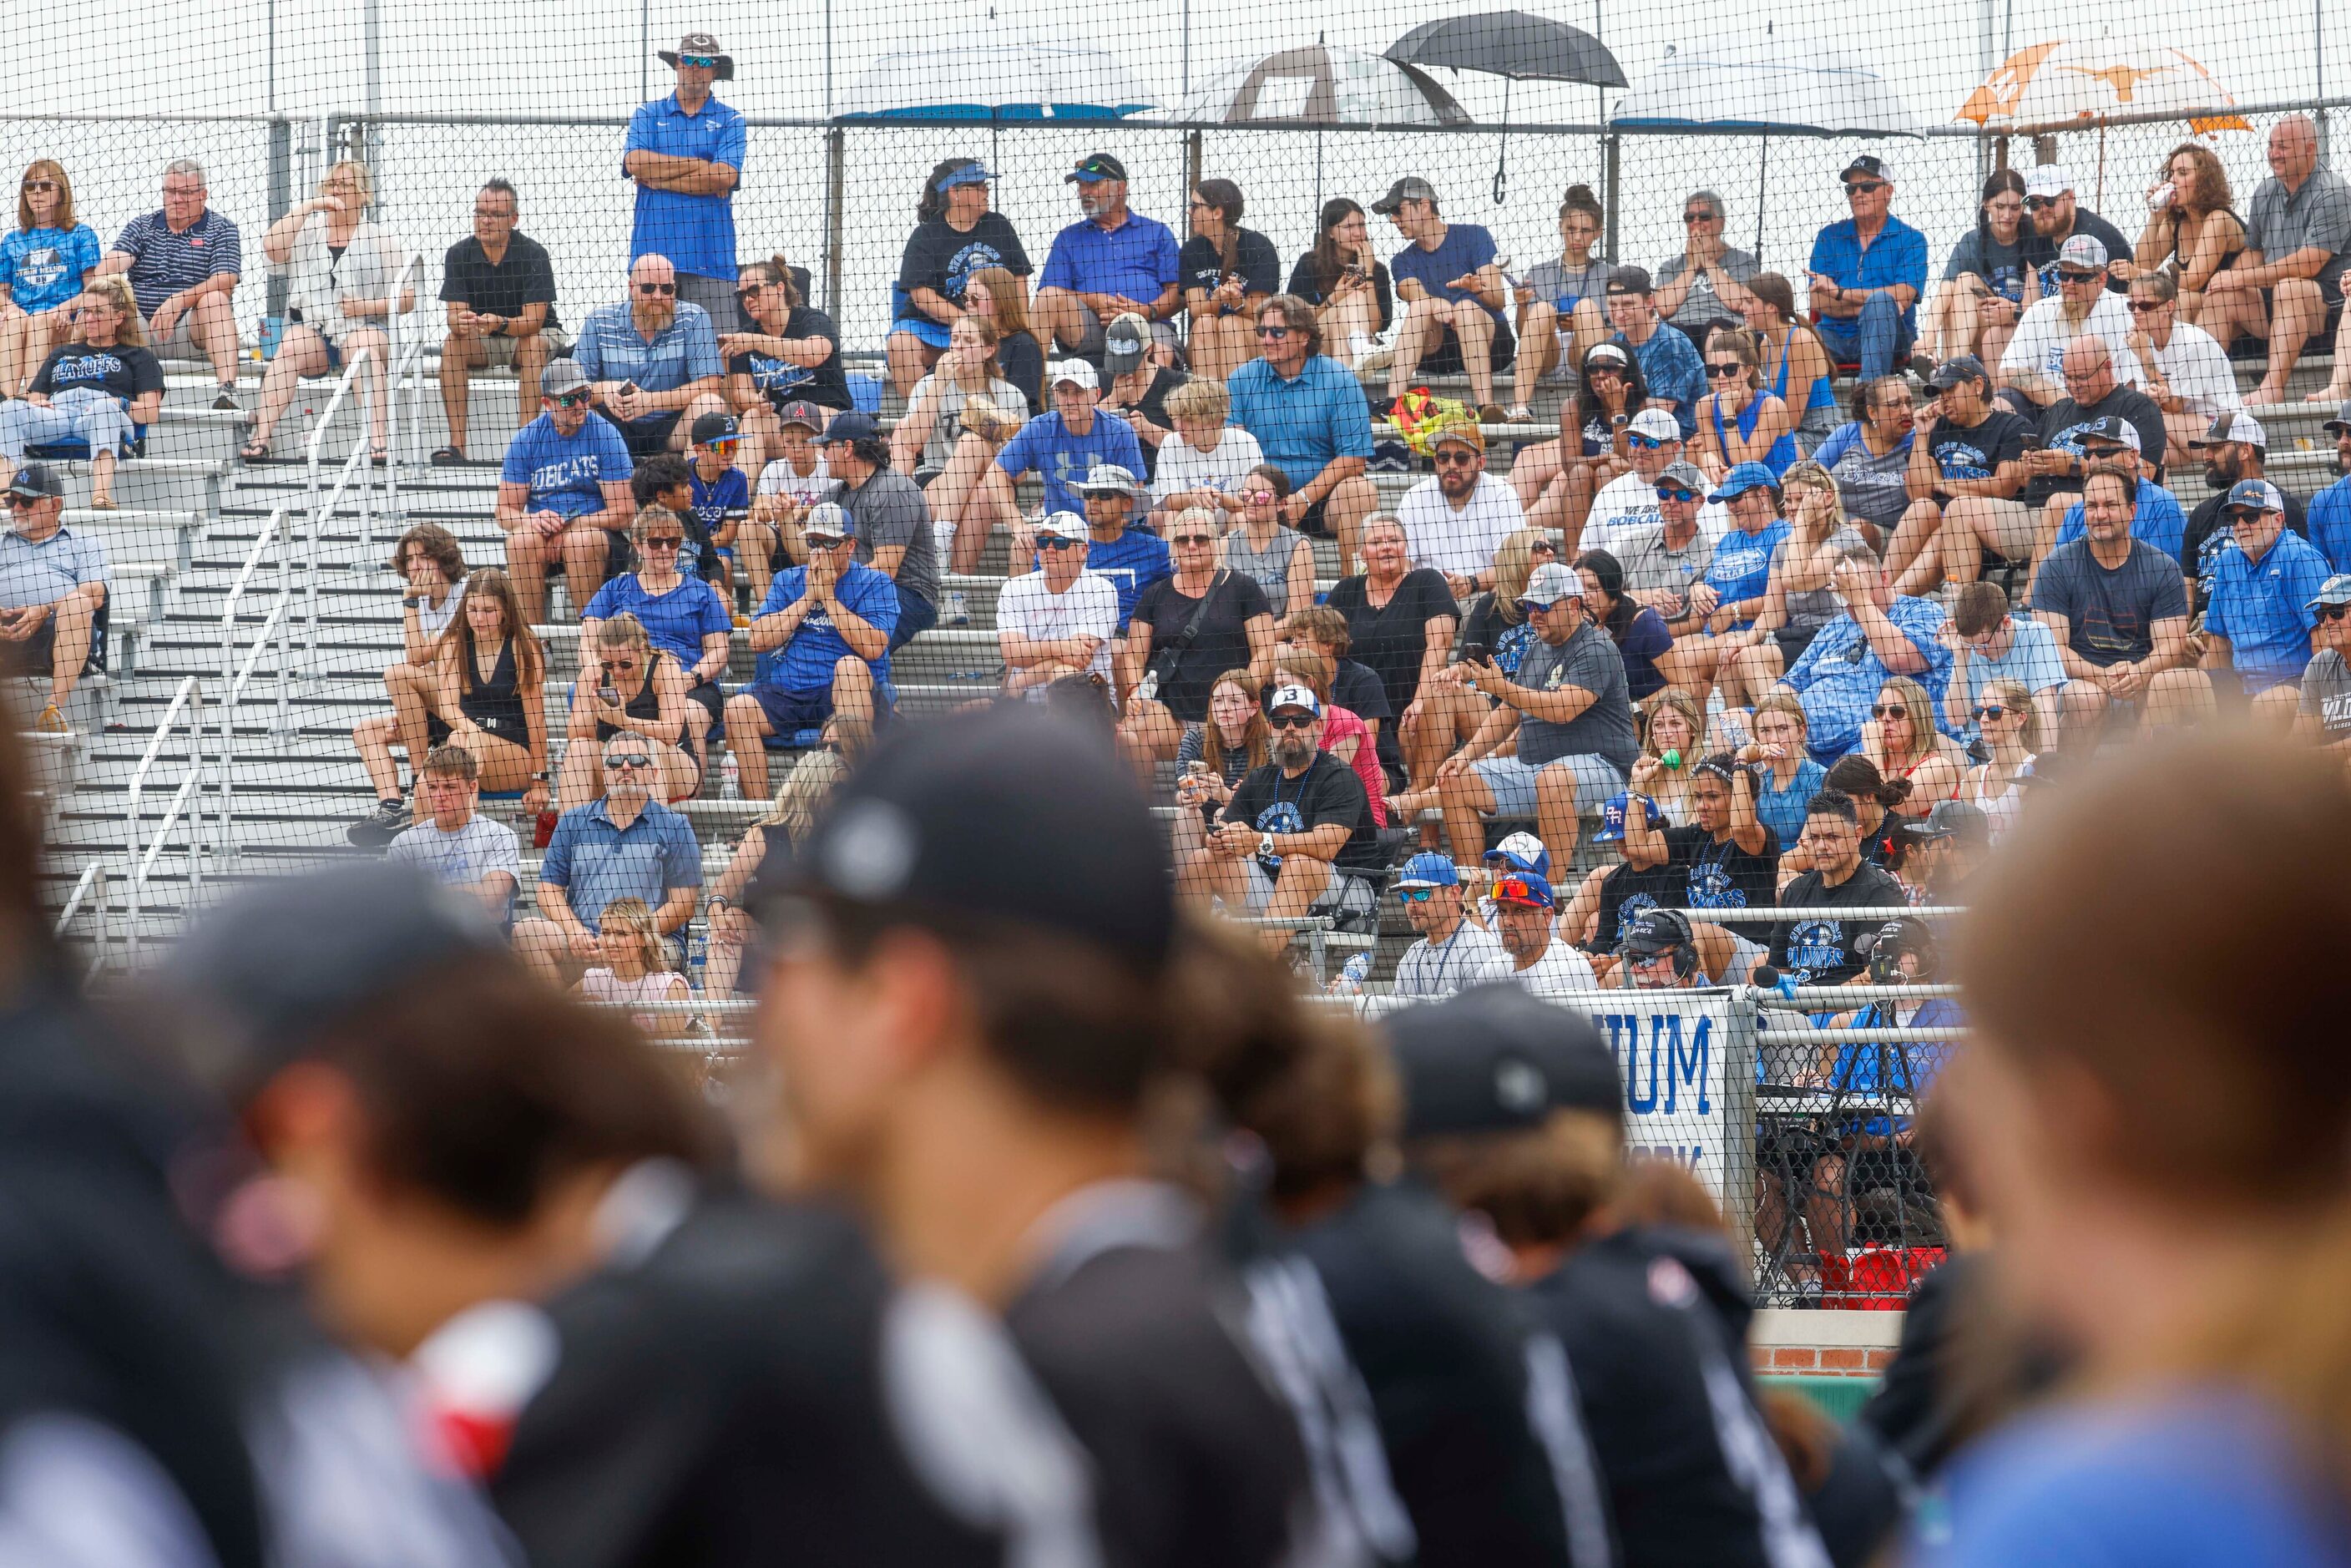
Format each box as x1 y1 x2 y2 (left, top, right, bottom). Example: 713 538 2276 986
1049 359 1100 392
1627 407 1680 443
1264 683 1322 718
2025 164 2074 200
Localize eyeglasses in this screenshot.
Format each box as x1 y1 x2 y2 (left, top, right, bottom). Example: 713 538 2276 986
1705 362 1746 379
1655 487 1698 503
637 281 677 296
1239 488 1277 503
549 392 590 408
603 656 641 672
1256 324 1292 339
1870 703 1910 719
1170 534 1217 546
1683 210 1716 224
1267 711 1317 730
1845 180 1888 195
1974 704 2009 721
1397 886 1437 903
21 180 54 193
1038 536 1084 550
605 754 653 770
679 53 720 67
1188 199 1213 210
2127 299 2168 312
2319 604 2351 622
1626 433 1665 451
1628 948 1679 968
1434 449 1479 467
642 536 684 551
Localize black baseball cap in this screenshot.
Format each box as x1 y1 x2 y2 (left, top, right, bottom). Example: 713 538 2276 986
1619 907 1696 956
1385 984 1620 1138
1065 153 1128 184
817 410 880 446
1926 355 1987 391
690 411 741 448
6 463 63 501
2072 414 2141 453
1605 266 1655 297
1842 154 1893 184
773 704 1175 970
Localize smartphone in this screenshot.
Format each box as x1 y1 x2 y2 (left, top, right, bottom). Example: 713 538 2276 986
619 380 638 397
1342 264 1367 282
1463 642 1493 668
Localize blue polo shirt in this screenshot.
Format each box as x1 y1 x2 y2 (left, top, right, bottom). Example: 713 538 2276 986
109 207 241 320
1225 354 1375 489
573 299 723 395
538 797 702 933
995 409 1145 518
501 411 634 518
1616 326 1706 438
1700 518 1791 629
2055 482 2189 564
1388 222 1504 321
1034 525 1169 630
581 573 731 669
755 560 900 694
2308 474 2351 574
622 91 746 281
0 524 108 611
1807 215 1929 338
2209 529 2329 692
1038 210 1180 301
1780 593 1953 758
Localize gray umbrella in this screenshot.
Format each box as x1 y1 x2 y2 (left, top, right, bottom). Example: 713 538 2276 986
1386 11 1627 200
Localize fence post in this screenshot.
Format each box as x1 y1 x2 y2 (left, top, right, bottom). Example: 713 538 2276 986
266 117 292 334
1601 134 1620 265
824 128 847 321
1721 994 1761 1286
1186 130 1202 195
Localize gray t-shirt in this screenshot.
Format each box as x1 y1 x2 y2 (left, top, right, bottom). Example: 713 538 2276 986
1612 523 1716 606
1654 247 1761 329
1524 255 1616 318
837 467 940 608
1515 619 1639 773
1393 918 1513 999
2298 648 2351 736
1782 525 1870 631
387 813 523 925
2244 167 2351 301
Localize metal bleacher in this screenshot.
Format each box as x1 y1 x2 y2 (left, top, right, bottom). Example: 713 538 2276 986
33 341 2347 979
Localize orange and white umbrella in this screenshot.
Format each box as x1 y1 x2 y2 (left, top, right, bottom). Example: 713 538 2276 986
1958 40 2250 133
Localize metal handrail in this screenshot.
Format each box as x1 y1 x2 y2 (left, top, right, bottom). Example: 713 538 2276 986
382 250 423 523
52 863 112 979
301 343 378 675
220 506 295 862
124 675 207 960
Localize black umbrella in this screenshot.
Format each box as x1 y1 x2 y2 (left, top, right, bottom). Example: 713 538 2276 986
1386 10 1627 200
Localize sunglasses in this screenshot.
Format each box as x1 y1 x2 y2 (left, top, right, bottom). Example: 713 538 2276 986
1870 703 1910 720
603 656 641 671
1655 487 1698 503
1039 536 1084 550
637 281 677 296
1629 948 1679 966
1974 704 2009 721
1626 433 1666 451
1434 449 1479 467
2126 299 2169 312
736 283 762 299
2024 196 2061 210
1256 324 1292 338
1267 711 1317 730
2319 604 2351 622
1491 877 1548 907
1170 534 1217 546
1397 886 1438 903
2057 270 2103 284
2227 510 2270 525
1682 210 1716 224
642 536 684 551
21 180 54 193
1239 488 1277 503
549 392 590 408
4 493 46 509
1529 540 1558 555
1845 180 1888 195
679 53 720 67
605 754 653 770
806 534 851 549
1705 362 1746 379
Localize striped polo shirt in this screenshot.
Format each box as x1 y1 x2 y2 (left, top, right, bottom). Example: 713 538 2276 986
109 208 242 319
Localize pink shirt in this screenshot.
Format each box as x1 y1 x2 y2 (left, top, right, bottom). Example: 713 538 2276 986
1322 704 1387 826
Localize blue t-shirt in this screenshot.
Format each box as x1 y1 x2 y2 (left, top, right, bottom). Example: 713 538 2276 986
2209 529 2329 692
1951 617 2066 741
2055 483 2190 565
1807 215 1930 338
1701 519 1791 630
1044 526 1170 631
1224 354 1376 489
1615 605 1676 702
581 573 731 670
1781 594 1953 758
538 797 702 933
2308 475 2351 574
994 409 1145 518
1618 326 1706 438
1388 223 1504 322
684 464 750 579
1753 758 1827 850
573 299 723 396
501 412 635 519
1915 1390 2348 1568
1038 211 1181 301
1830 998 1963 1135
622 91 746 281
0 224 100 313
755 560 900 694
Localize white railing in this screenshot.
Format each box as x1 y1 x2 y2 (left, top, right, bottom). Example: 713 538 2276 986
220 506 295 863
301 342 378 676
382 250 423 524
124 675 209 960
51 863 112 979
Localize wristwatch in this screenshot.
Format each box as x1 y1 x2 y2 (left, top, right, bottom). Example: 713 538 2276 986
530 770 549 782
1258 832 1276 858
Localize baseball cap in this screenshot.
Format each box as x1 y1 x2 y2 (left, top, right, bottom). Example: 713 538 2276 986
817 410 879 446
2073 414 2141 453
1369 176 1438 215
778 704 1173 969
1619 907 1695 955
773 399 827 432
1049 359 1100 392
1654 459 1708 494
1516 560 1582 611
2307 574 2351 611
1488 869 1555 910
2057 233 2109 272
1483 831 1551 879
658 31 736 78
1842 154 1894 184
1927 354 1989 391
1430 420 1485 453
1605 266 1655 296
2323 401 2351 436
1709 462 1780 503
690 411 741 448
800 501 855 544
1077 463 1140 498
1103 312 1152 377
2226 478 2284 516
154 862 508 1101
1064 153 1127 184
1386 984 1621 1137
2023 164 2074 200
540 359 590 398
1032 510 1089 542
1590 792 1660 845
1393 852 1460 891
2203 410 2268 452
1263 682 1321 718
5 462 63 501
1627 407 1680 442
1908 799 1991 844
934 160 993 192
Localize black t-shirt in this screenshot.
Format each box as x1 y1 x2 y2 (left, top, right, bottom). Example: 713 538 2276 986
1131 569 1272 722
1287 250 1395 334
1586 856 1686 955
730 305 852 412
2020 209 2136 296
1666 822 1780 912
893 212 1031 308
1922 408 2031 498
1179 228 1283 302
440 231 561 329
1223 751 1384 877
1289 1181 1600 1565
1769 862 1908 984
1100 365 1186 480
1333 657 1393 725
2022 387 2168 505
1324 569 1460 717
30 341 164 403
1463 594 1543 680
2182 485 2310 616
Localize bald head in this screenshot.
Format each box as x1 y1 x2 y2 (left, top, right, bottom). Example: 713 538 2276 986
2060 335 2115 403
2270 115 2319 184
629 254 677 325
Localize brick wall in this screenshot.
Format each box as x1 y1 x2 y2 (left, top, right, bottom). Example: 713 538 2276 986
1747 1308 1905 1378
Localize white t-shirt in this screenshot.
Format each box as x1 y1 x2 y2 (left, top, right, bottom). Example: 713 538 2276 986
755 458 837 508
1582 470 1731 555
997 569 1120 681
386 813 522 922
412 578 465 640
2000 291 2146 390
1393 918 1513 999
1511 938 1602 999
1398 473 1528 578
1150 426 1267 505
579 965 693 1032
2146 321 2241 417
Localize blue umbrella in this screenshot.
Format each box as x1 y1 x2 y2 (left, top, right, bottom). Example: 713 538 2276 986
839 38 1157 120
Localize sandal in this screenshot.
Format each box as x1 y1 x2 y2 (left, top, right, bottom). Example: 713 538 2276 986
240 437 271 462
86 496 119 511
369 445 390 467
430 445 465 466
1504 404 1534 423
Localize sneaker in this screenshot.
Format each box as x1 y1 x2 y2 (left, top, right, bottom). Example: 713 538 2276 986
1907 352 1936 382
34 701 66 734
1354 340 1394 376
212 387 242 412
344 797 412 848
941 589 970 628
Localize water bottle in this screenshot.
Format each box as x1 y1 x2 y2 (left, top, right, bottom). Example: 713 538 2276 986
719 752 741 801
1327 953 1373 997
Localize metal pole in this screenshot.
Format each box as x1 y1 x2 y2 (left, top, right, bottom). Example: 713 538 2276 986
265 0 276 112
824 128 846 319
2321 0 2332 164
266 119 291 337
641 0 650 104
825 0 834 119
1976 0 1995 185
1181 0 1191 100
1602 134 1620 263
363 0 382 167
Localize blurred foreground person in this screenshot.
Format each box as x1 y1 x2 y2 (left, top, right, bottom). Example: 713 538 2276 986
1392 984 1836 1568
1925 726 2351 1565
1180 924 1613 1566
752 705 1312 1568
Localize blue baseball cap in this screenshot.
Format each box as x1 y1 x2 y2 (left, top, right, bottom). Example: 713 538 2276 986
1064 153 1127 184
1488 868 1555 910
934 160 994 192
817 410 880 446
1482 830 1551 879
1393 852 1460 890
1710 462 1781 503
1590 792 1660 844
2225 478 2283 517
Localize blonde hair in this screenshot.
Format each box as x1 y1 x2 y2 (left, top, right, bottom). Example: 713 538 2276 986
323 158 374 211
1172 504 1223 539
593 610 652 653
1874 675 1939 769
1978 676 2045 753
1165 379 1231 425
761 746 849 844
1641 687 1707 759
1779 459 1847 539
968 266 1030 336
1753 690 1811 737
596 897 665 972
1487 529 1551 627
81 276 144 346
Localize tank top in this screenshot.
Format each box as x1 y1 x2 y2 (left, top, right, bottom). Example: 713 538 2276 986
2166 205 2246 279
1223 524 1304 604
1711 391 1799 477
1967 755 2032 838
458 630 529 742
595 651 670 743
1766 325 1838 412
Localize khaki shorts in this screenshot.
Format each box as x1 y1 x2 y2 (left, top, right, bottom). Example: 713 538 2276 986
145 309 208 361
468 325 573 368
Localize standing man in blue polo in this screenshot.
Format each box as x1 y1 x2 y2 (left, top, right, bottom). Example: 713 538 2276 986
988 360 1145 522
1225 294 1378 574
1032 154 1181 366
624 32 747 331
1807 154 1929 382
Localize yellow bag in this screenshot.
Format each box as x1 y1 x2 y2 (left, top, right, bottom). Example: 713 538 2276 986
1388 389 1479 458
